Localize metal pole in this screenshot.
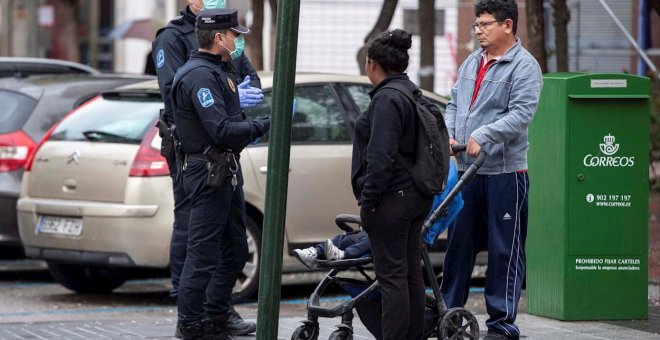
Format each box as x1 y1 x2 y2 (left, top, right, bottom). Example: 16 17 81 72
637 0 650 76
597 0 658 76
255 0 300 339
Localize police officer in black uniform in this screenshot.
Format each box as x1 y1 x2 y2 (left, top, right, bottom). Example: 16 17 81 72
169 8 270 340
151 0 261 336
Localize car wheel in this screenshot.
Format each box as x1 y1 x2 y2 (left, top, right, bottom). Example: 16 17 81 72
47 261 126 294
232 215 261 302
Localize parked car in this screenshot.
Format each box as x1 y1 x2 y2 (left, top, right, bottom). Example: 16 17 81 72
17 73 450 300
0 73 154 250
0 57 99 78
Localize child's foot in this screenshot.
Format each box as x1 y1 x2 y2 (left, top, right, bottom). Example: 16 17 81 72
325 239 345 260
293 247 317 269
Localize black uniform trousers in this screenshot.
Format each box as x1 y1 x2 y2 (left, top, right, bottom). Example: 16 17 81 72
361 189 433 340
177 158 249 325
168 158 190 298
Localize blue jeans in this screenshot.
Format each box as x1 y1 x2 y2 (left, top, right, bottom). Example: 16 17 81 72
314 230 371 259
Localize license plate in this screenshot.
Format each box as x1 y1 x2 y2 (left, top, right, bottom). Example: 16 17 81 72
37 216 83 236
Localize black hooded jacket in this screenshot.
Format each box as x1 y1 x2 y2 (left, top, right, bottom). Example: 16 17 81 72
351 74 423 210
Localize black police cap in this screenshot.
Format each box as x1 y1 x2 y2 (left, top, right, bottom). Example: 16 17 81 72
196 8 250 35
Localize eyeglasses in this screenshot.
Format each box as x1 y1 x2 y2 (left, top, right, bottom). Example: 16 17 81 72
472 20 500 31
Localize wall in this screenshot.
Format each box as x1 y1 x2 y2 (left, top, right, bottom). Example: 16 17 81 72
546 0 635 73
287 0 459 95
113 0 178 74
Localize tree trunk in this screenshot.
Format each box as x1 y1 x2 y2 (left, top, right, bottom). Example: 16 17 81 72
356 0 399 75
248 0 264 69
419 0 435 91
552 0 569 72
269 0 278 69
525 0 548 73
49 0 79 62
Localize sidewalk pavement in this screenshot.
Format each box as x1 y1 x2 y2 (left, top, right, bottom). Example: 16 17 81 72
1 293 658 340
0 309 658 339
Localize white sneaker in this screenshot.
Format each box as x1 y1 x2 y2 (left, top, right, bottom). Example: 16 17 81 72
325 239 345 260
293 247 317 269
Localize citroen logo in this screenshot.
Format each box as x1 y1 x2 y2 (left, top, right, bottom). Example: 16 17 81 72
67 150 81 165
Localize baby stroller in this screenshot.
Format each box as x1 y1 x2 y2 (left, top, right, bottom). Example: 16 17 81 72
291 145 485 340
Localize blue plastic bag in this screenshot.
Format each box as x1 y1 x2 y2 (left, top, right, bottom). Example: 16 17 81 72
423 160 463 246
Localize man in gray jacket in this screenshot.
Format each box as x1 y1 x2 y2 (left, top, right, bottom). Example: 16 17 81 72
440 0 543 339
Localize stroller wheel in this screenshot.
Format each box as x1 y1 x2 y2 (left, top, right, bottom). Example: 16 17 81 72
438 307 480 339
291 320 319 340
328 324 353 340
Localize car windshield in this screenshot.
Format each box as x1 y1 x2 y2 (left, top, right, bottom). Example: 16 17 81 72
0 90 37 134
49 96 162 144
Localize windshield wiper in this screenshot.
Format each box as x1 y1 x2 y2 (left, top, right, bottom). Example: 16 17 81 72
82 130 140 143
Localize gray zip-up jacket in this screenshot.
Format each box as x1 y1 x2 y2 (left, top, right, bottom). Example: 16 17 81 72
445 38 543 174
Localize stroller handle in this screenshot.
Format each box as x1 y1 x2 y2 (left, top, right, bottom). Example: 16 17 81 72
335 214 361 233
422 147 487 231
451 144 487 169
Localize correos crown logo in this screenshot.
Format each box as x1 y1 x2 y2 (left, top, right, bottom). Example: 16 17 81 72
599 134 619 156
583 134 634 167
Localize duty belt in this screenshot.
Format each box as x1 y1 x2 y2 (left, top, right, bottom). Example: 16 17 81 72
185 153 208 161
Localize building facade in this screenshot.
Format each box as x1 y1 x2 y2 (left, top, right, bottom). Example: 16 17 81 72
0 0 657 96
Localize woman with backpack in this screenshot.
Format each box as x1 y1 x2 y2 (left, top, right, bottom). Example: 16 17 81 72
350 29 446 340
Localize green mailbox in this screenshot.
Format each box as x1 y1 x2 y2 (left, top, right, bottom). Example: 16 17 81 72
527 73 650 320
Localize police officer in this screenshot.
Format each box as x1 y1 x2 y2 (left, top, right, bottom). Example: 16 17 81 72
151 0 261 336
170 8 270 340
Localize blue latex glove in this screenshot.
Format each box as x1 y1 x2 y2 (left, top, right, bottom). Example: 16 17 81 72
238 76 263 108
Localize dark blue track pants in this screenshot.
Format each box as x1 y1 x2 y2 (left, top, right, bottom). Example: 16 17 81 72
441 172 529 339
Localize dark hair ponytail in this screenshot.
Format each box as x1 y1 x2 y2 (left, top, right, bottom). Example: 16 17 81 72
366 29 412 74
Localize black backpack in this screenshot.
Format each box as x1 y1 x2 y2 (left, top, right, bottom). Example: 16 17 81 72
383 83 450 196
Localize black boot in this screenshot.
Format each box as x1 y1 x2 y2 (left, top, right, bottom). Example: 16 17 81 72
174 321 182 339
175 321 206 340
225 308 256 335
204 315 237 340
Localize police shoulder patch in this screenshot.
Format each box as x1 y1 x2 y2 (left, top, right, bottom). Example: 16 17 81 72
197 88 214 108
156 49 165 68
